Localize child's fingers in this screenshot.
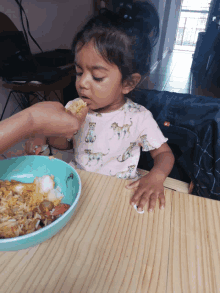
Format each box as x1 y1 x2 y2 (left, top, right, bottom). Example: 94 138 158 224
148 192 165 212
159 193 165 210
130 188 145 206
135 192 150 212
35 146 42 155
25 139 46 155
147 193 159 212
125 180 140 189
24 141 32 155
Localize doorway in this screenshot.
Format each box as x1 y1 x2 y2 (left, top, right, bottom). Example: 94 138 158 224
174 0 212 52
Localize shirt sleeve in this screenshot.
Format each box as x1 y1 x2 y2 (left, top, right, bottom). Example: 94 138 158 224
137 110 168 152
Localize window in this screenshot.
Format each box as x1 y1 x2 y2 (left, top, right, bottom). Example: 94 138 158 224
175 0 212 50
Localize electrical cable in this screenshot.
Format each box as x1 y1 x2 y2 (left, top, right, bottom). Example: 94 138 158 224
13 0 65 106
17 0 30 53
14 0 43 53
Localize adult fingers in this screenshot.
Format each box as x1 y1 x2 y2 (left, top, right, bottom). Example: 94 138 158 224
77 106 89 124
65 103 88 125
62 106 89 138
29 101 89 139
29 102 77 137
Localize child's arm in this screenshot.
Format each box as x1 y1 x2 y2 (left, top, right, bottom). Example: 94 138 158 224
126 142 175 213
25 136 73 155
47 137 73 150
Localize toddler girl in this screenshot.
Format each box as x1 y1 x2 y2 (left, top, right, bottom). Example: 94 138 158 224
34 1 175 213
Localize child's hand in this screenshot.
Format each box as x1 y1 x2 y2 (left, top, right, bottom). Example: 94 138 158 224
125 173 165 213
25 135 47 155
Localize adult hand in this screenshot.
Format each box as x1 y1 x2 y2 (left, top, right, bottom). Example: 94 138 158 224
28 101 88 139
0 101 88 155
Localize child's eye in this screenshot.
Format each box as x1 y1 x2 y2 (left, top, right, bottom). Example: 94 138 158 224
93 76 104 82
76 72 82 77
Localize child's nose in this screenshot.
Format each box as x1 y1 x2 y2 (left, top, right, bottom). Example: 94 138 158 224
78 73 89 89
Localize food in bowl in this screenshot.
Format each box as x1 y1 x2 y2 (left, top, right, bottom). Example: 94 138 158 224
0 175 70 239
65 98 87 115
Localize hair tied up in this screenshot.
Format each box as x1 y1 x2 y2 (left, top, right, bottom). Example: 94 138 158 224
117 2 135 21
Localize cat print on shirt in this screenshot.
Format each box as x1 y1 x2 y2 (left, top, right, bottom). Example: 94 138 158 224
85 122 96 143
110 165 136 179
140 135 153 151
110 118 133 140
84 148 110 166
117 142 136 162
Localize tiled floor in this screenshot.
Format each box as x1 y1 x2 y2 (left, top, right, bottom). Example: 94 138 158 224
140 50 194 94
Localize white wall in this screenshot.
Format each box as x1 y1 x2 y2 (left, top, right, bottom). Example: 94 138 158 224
151 0 167 67
0 0 93 119
160 0 182 56
137 0 182 70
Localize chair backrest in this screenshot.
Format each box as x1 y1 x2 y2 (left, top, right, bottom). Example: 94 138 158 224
0 12 19 33
0 13 33 78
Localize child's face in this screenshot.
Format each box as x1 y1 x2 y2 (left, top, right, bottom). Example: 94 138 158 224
75 41 129 113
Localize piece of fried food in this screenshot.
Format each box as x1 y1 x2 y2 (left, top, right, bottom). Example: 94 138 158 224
65 98 87 115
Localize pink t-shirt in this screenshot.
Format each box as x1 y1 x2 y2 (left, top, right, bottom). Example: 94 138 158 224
66 98 168 179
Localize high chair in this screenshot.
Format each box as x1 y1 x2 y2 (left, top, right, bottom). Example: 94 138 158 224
136 88 220 200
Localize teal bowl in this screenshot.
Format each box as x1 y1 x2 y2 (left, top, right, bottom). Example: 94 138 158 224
0 156 81 251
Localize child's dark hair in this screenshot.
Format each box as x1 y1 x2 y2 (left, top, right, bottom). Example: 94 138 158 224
71 1 159 83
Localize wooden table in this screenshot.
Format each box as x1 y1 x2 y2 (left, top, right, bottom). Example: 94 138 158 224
0 170 220 293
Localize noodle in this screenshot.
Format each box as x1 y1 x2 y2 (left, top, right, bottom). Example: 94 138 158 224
0 175 67 239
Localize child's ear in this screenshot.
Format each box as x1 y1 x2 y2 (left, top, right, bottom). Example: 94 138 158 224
122 73 142 94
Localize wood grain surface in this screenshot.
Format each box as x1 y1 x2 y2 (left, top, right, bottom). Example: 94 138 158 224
0 170 219 293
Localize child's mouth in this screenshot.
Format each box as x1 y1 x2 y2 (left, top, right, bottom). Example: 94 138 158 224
81 96 91 104
81 96 89 100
